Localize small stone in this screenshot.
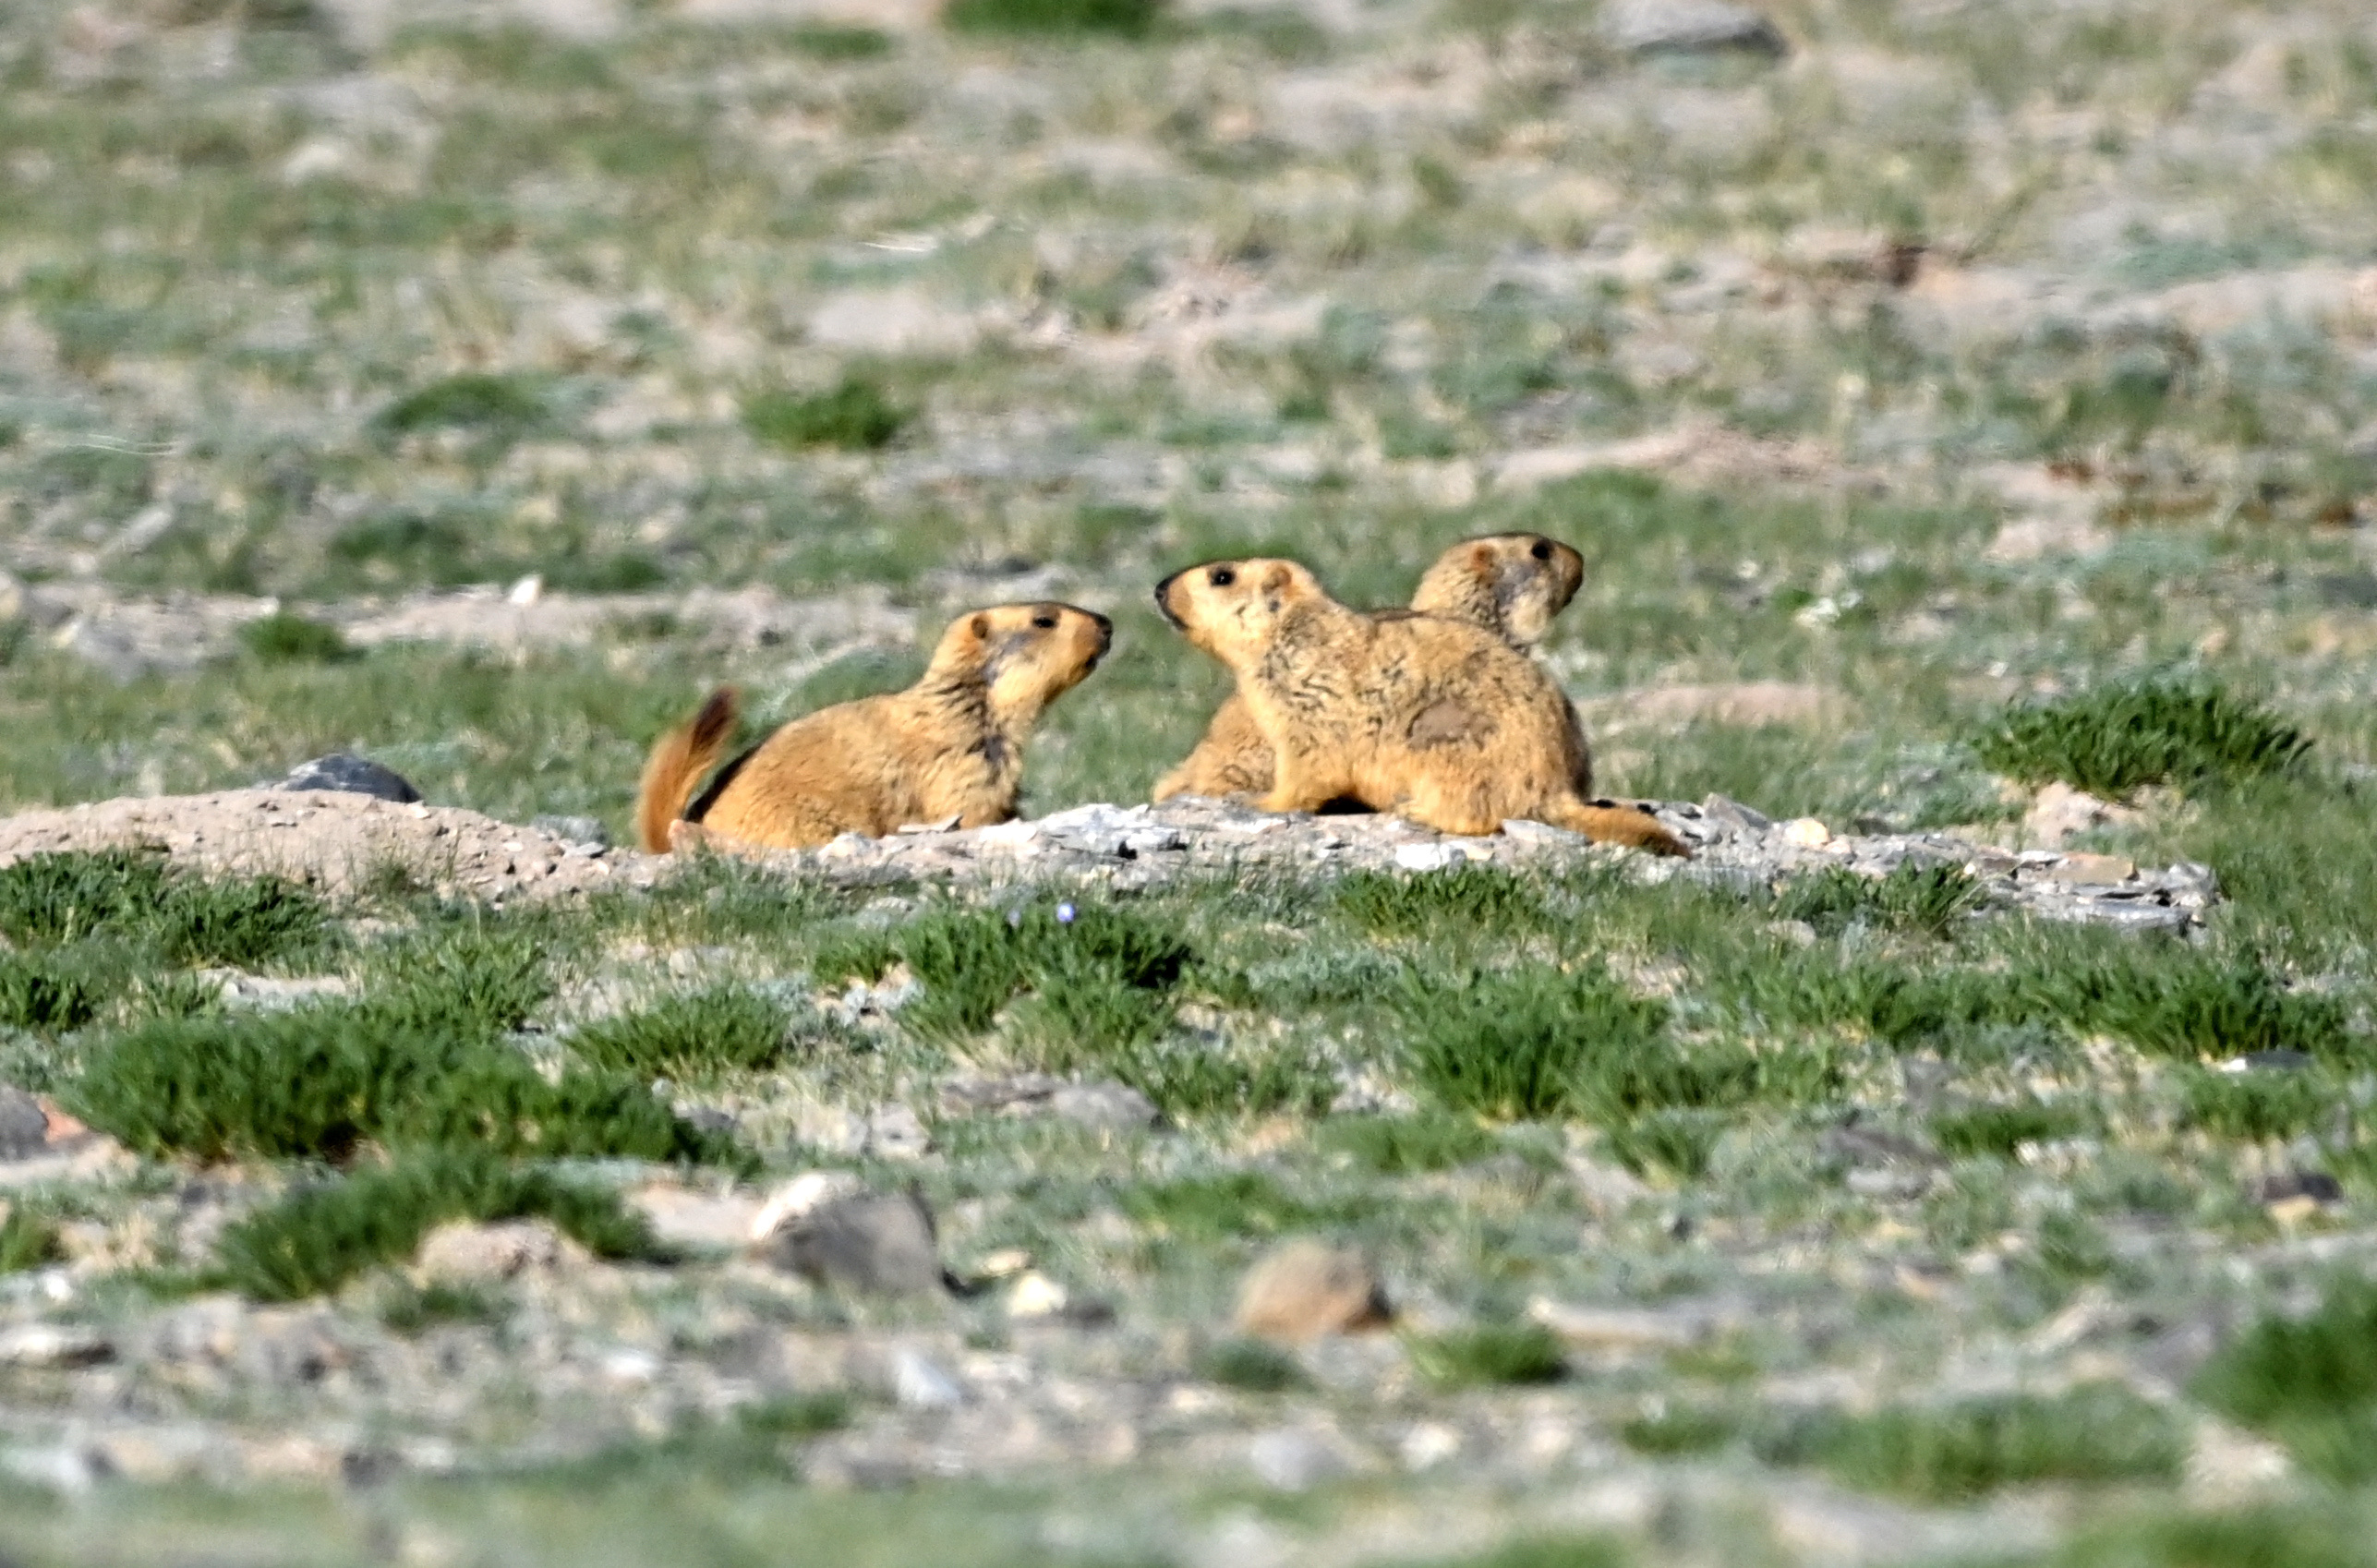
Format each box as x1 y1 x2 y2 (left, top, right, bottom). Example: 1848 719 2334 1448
1525 1298 1710 1350
415 1219 580 1283
530 814 609 847
1606 0 1786 56
748 1171 866 1241
767 1190 948 1297
1699 793 1772 835
1007 1272 1070 1320
890 1347 963 1410
2223 1051 2314 1074
1765 919 1819 947
1780 817 1831 849
1394 843 1463 873
276 754 421 803
863 1103 932 1161
1248 1428 1352 1491
0 1323 114 1368
506 573 543 607
2049 852 2137 885
1499 818 1585 847
1049 1080 1161 1131
2021 781 2136 848
0 1088 50 1161
2252 1170 2343 1208
1233 1241 1392 1343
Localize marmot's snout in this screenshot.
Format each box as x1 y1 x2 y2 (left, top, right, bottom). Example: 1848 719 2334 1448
1084 609 1114 669
1152 570 1187 630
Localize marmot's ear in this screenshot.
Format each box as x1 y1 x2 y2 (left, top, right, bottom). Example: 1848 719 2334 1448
1470 541 1498 571
1261 562 1293 598
970 613 991 639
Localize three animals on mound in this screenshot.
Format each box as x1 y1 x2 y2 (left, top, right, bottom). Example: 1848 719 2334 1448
637 539 1690 862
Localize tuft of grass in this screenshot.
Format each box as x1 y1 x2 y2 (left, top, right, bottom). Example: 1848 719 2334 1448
1618 1401 1738 1456
741 378 909 452
1774 861 1985 939
0 850 172 947
1394 964 1668 1122
0 953 106 1033
1402 1540 1628 1568
1931 1098 2095 1160
1406 1323 1567 1389
568 988 792 1080
944 0 1164 38
1333 865 1552 939
1975 678 2310 797
236 612 354 665
380 1279 511 1335
1318 1113 1498 1174
2176 1067 2347 1142
1195 1337 1309 1393
2193 1274 2377 1483
1116 1170 1358 1245
735 1391 856 1438
0 1204 65 1273
784 24 895 59
216 1151 666 1301
2041 951 2350 1067
70 1003 739 1167
373 372 552 441
2046 1504 2376 1568
1786 1383 2184 1502
362 926 553 1037
150 873 332 971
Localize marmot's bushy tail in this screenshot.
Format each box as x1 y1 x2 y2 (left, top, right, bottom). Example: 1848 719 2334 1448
1542 797 1692 858
637 688 738 854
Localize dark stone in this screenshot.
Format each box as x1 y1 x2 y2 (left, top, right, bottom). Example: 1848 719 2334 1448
2253 1170 2344 1206
0 1088 50 1161
277 754 421 803
771 1191 947 1297
1608 0 1787 57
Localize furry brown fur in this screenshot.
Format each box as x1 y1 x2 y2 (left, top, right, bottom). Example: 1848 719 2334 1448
1152 534 1586 802
635 602 1112 853
1153 559 1687 855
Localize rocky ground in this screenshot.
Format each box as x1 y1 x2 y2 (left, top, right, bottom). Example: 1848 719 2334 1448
6 0 2377 1562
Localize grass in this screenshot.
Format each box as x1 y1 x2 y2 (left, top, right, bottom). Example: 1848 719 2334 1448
1780 1384 2185 1502
1773 861 1985 939
568 987 793 1080
237 612 355 665
0 1203 65 1272
1974 679 2311 797
1332 866 1556 940
943 0 1165 38
1931 1098 2096 1160
2194 1274 2377 1484
1194 1336 1310 1392
1392 964 1669 1123
216 1151 667 1300
741 379 909 452
1317 1114 1499 1174
379 1278 512 1334
0 850 331 971
0 952 106 1032
1405 1324 1568 1389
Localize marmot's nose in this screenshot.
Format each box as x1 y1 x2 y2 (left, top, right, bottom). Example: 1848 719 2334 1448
1152 571 1185 629
1090 611 1114 650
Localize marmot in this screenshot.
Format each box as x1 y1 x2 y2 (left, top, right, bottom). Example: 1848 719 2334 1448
1153 559 1687 855
635 602 1113 854
1152 533 1587 802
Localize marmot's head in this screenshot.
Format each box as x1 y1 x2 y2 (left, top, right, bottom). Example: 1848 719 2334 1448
1411 534 1583 648
931 602 1113 718
1154 558 1327 669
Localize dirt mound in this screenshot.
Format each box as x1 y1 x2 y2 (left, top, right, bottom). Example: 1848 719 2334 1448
0 790 660 903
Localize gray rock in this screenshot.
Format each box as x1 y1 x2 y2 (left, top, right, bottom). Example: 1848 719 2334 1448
769 1191 948 1297
1699 792 1773 834
1248 1428 1352 1491
890 1347 964 1410
2252 1170 2343 1206
0 1088 50 1161
1049 1081 1162 1131
0 1324 114 1369
531 814 609 848
1607 0 1787 56
277 754 421 803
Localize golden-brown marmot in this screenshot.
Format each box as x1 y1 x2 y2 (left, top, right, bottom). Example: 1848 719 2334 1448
635 602 1112 853
1153 559 1687 855
1152 533 1586 802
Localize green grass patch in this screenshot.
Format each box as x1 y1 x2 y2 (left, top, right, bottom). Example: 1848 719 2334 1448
2176 1067 2347 1142
1318 1113 1499 1174
1195 1336 1309 1392
0 952 106 1032
0 1204 64 1272
1783 1383 2184 1502
373 372 553 443
742 379 908 452
1402 1540 1628 1568
1332 865 1554 939
1405 1323 1567 1389
380 1278 511 1334
237 611 355 665
2194 1273 2377 1484
1115 1170 1357 1245
1930 1098 2095 1160
1774 861 1985 939
2044 1503 2377 1568
1618 1400 1738 1456
1394 964 1668 1122
0 850 330 971
568 988 792 1080
0 850 172 947
944 0 1164 38
784 24 896 59
216 1151 666 1300
71 1002 737 1167
1975 678 2310 797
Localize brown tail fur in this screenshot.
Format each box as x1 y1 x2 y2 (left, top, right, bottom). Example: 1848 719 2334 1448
637 688 739 854
1539 797 1692 857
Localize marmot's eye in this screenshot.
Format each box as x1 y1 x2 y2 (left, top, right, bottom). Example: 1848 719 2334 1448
1031 614 1058 629
1208 567 1237 587
1530 539 1552 560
